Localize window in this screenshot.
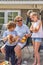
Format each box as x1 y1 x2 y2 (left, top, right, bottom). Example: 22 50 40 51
0 12 4 24
0 12 4 30
8 12 18 21
0 10 21 23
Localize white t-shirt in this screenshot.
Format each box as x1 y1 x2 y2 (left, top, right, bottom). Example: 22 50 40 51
31 20 43 38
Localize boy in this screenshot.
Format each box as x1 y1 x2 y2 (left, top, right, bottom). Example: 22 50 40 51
2 21 19 65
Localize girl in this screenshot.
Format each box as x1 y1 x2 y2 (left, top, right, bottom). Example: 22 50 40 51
30 12 42 65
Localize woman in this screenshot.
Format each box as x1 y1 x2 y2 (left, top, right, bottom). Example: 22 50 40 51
30 12 42 65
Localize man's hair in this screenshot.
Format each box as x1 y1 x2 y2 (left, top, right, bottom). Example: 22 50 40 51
14 16 23 22
7 21 16 29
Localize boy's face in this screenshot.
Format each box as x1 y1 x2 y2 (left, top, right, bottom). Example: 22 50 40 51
9 27 15 31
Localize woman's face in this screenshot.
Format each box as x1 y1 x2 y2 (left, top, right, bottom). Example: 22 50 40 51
16 18 23 27
30 15 38 22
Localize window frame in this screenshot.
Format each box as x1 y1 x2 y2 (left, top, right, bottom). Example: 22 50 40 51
0 10 21 23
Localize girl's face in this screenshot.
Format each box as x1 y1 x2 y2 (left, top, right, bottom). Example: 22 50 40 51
30 15 38 22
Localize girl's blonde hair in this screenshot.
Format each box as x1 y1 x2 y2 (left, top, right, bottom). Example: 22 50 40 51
30 12 39 19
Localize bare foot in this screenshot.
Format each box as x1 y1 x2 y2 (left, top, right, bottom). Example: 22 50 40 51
32 62 36 65
37 63 40 65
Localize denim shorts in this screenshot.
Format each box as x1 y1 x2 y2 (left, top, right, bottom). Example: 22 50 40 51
32 38 42 42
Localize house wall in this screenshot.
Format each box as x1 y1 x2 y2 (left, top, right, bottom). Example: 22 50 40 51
0 4 43 25
0 4 43 10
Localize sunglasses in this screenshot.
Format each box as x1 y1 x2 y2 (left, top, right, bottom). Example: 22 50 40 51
16 19 22 22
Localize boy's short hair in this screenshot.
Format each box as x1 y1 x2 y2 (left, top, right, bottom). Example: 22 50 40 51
7 21 16 29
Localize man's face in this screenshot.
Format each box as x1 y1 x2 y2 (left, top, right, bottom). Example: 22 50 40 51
16 18 23 27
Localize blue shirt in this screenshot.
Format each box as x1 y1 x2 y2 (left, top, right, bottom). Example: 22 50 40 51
15 24 30 39
3 30 18 46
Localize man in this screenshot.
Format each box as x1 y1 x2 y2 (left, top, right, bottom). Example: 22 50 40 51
14 16 31 65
